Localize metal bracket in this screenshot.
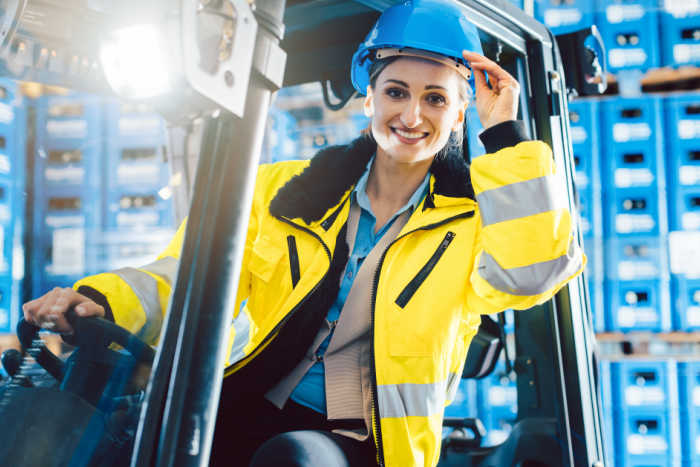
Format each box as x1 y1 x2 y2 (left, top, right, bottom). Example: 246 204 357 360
182 0 258 117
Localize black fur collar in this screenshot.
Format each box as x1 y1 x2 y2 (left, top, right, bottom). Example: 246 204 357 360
269 134 475 224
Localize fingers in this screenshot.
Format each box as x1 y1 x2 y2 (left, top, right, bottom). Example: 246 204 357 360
462 51 520 93
22 287 104 334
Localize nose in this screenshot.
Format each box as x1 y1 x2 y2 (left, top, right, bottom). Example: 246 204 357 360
400 97 422 128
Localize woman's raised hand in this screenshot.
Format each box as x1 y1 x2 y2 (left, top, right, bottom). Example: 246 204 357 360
22 287 105 334
462 50 521 130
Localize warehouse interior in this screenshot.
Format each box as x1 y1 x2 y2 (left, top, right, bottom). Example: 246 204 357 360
0 0 697 466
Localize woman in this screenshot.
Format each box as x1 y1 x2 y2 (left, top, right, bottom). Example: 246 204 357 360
23 0 585 465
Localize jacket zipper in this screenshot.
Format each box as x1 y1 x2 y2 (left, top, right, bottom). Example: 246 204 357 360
370 210 474 466
225 216 332 375
394 231 455 308
287 235 300 288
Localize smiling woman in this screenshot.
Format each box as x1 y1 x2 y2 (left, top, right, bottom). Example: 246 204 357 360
21 0 585 466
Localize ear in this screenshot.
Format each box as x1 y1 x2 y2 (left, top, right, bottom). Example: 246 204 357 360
451 103 467 132
363 86 374 118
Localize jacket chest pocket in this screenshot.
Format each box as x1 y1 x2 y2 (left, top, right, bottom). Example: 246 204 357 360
249 236 285 283
388 231 458 357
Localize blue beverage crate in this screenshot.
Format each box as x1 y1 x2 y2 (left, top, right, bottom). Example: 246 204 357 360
664 94 700 188
603 186 667 237
595 0 660 71
605 279 672 331
35 143 103 188
104 189 174 231
612 360 679 412
534 0 594 34
30 187 101 297
476 363 517 446
0 276 12 333
679 362 700 465
35 94 103 148
0 79 24 183
659 3 700 67
601 97 664 190
668 186 700 232
582 235 604 330
615 408 682 467
598 360 615 467
96 228 175 272
604 235 669 281
444 379 478 418
671 276 700 331
105 141 170 190
104 99 166 142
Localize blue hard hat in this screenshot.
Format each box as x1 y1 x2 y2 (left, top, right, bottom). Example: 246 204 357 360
351 0 484 96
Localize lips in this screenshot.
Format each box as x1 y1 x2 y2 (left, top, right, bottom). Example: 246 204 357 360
391 127 428 143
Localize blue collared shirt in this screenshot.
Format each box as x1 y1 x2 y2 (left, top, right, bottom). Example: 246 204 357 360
289 156 431 413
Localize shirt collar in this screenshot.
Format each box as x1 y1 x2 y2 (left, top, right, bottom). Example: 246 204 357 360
353 155 431 216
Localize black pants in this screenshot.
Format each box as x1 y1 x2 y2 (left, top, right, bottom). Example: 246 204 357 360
211 395 377 467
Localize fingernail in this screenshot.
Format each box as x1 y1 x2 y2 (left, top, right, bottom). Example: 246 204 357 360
75 305 85 315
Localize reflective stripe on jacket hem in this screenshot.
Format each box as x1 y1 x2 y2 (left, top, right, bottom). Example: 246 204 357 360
377 372 461 419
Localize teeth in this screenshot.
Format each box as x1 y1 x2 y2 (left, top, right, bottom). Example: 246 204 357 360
395 128 425 139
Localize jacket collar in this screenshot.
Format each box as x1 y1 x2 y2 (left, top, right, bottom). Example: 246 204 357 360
269 134 475 225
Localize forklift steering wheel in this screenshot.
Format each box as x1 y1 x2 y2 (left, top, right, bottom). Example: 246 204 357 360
16 308 155 383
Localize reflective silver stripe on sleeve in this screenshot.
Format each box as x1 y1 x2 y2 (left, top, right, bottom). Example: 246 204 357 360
139 256 179 286
445 372 461 402
112 267 163 343
477 241 583 296
476 175 568 227
378 379 448 419
228 308 251 364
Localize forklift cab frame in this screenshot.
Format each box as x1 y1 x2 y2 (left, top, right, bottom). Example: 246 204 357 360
0 0 605 465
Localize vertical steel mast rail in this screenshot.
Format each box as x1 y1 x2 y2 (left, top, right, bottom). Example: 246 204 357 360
130 1 287 465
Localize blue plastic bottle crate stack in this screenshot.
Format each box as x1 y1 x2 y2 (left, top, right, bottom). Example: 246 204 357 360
0 78 25 334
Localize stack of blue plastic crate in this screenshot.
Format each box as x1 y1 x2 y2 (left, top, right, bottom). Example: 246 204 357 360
534 0 594 35
101 99 174 270
0 78 25 334
569 101 605 331
679 362 700 466
659 1 700 67
31 93 103 297
601 96 672 332
598 360 616 466
595 0 660 73
611 360 681 466
664 93 700 332
476 361 518 446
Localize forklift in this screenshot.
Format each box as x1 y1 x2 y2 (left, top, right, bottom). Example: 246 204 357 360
0 0 607 465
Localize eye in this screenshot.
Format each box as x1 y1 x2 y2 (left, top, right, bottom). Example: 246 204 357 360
426 93 447 106
385 87 407 99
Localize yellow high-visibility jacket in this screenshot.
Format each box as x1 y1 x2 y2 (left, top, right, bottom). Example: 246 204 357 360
75 123 585 466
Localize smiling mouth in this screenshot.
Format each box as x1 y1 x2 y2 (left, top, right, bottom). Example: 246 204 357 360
391 127 429 141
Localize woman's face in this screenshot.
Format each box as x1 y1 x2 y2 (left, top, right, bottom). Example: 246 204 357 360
365 57 467 165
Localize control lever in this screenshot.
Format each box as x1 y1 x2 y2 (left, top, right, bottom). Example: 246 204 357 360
1 349 22 377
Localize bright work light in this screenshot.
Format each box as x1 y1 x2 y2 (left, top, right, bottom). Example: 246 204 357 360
100 24 173 99
0 0 259 120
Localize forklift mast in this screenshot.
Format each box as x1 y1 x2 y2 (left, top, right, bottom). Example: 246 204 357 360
0 1 604 465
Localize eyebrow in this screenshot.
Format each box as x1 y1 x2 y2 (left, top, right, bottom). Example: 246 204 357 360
383 79 446 91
